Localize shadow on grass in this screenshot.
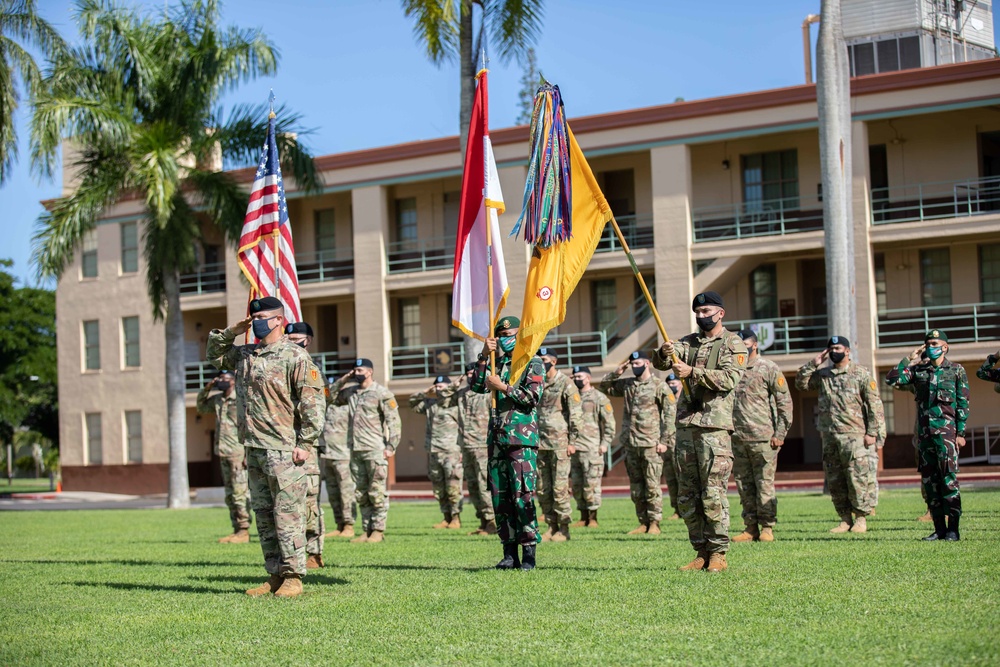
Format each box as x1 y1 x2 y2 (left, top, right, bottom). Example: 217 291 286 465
196 573 349 587
1 559 249 568
69 581 239 595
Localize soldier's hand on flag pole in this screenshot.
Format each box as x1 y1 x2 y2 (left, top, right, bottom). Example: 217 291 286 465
659 341 675 359
485 374 506 392
481 337 497 359
673 359 693 378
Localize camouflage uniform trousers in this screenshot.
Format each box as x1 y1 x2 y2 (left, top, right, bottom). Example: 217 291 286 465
625 446 663 523
570 450 604 512
352 452 390 533
822 432 876 520
918 433 962 519
488 445 539 546
247 447 308 577
536 448 572 525
731 437 778 529
320 458 356 527
304 454 324 556
463 448 494 522
429 451 464 517
219 454 251 532
660 446 679 514
675 427 733 555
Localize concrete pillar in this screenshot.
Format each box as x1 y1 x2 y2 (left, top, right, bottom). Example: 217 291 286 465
224 236 248 326
650 144 695 336
851 120 878 375
351 185 392 384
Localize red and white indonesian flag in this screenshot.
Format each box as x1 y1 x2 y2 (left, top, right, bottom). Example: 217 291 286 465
451 70 508 341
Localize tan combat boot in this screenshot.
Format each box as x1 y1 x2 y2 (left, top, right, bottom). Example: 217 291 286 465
367 530 385 543
305 554 324 569
706 553 728 572
571 510 589 528
541 523 557 542
482 520 497 535
679 552 708 571
447 515 462 530
246 574 283 597
324 524 343 538
350 530 369 543
433 514 451 529
732 526 759 542
339 524 355 539
758 527 775 542
849 516 867 534
273 576 303 598
627 523 649 535
666 512 680 521
551 523 570 542
647 521 661 536
587 511 599 528
830 519 853 534
918 511 933 522
229 529 250 544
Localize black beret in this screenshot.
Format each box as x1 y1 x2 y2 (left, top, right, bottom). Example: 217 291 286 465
494 316 520 334
537 346 558 360
354 358 374 369
629 350 649 361
666 372 677 381
692 291 724 311
827 336 851 349
216 371 233 378
572 365 591 375
250 296 283 313
285 321 314 337
737 328 757 342
434 375 449 384
465 362 478 372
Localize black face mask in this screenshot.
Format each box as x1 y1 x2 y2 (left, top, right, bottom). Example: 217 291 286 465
573 379 585 389
295 340 308 349
829 350 846 364
632 365 645 378
543 362 554 373
748 346 758 357
695 314 717 332
216 381 231 392
350 373 365 383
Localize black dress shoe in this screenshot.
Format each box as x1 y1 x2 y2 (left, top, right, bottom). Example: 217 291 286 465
495 543 520 569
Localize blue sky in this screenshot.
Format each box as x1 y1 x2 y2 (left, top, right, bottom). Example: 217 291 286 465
2 0 997 286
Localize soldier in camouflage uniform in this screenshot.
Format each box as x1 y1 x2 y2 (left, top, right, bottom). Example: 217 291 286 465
332 358 401 544
601 351 675 536
535 348 583 542
976 349 1000 387
471 316 545 570
196 371 251 543
569 366 616 528
410 374 464 529
286 322 325 569
438 363 495 535
319 392 356 539
655 291 747 573
796 336 885 535
207 297 325 598
886 330 970 541
662 373 684 520
730 329 793 543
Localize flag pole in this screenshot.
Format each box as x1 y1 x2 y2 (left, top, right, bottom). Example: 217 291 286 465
608 215 690 397
479 57 498 409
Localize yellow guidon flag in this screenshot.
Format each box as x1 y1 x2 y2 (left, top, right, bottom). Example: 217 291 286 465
508 83 612 385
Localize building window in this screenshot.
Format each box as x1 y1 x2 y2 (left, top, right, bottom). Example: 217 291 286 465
879 379 895 435
122 316 140 368
83 320 100 371
125 411 142 463
920 248 952 308
120 222 138 273
751 264 778 320
315 208 336 257
86 413 102 465
742 150 798 210
980 243 1000 303
592 280 617 332
395 197 418 249
874 253 887 316
81 229 98 278
399 298 421 347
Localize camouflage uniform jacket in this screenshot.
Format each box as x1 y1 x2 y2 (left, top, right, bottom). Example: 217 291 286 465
886 358 970 437
599 373 675 449
577 387 616 453
437 383 491 449
319 397 350 460
332 377 402 455
733 356 793 442
536 371 583 451
470 354 545 448
976 354 1000 383
796 360 883 437
206 328 325 452
652 328 748 430
409 392 461 453
195 388 241 458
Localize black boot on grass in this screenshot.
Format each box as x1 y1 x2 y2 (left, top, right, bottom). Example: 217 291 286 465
945 515 960 542
923 514 947 541
495 543 520 570
520 544 536 571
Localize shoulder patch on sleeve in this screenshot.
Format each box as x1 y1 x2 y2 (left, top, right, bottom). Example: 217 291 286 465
737 354 746 367
870 380 878 390
573 393 581 402
667 391 676 403
387 399 398 410
310 368 318 382
777 376 786 387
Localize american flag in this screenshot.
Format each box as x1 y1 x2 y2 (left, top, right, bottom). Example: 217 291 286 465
237 115 301 323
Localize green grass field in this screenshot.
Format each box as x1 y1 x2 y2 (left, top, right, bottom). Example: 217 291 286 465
1 488 998 666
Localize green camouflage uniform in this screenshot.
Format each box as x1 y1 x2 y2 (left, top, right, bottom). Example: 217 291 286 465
976 354 1000 383
438 382 493 523
886 358 970 519
319 393 356 528
409 391 463 518
207 328 325 578
600 372 676 524
573 387 616 512
333 376 401 534
471 354 545 546
195 386 251 532
653 328 748 555
536 371 583 527
302 360 325 558
796 359 885 522
732 355 793 529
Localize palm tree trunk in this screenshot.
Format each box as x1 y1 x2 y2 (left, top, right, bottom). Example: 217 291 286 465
817 0 856 344
164 270 190 508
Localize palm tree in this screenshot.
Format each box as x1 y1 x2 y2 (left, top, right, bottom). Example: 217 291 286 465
0 0 66 185
30 0 321 508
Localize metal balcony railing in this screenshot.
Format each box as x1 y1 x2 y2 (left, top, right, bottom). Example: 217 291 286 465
691 194 824 243
179 262 226 295
387 235 455 274
540 331 608 368
297 250 354 283
959 425 1000 465
871 175 1000 225
602 288 655 351
311 351 356 380
391 342 467 379
876 302 1000 348
728 314 830 355
594 215 654 254
185 361 217 392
